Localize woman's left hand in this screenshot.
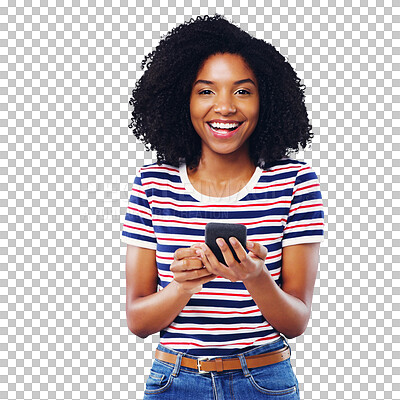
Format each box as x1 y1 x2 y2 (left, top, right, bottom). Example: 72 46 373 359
192 238 268 283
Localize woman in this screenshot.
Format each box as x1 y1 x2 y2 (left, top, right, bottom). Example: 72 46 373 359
121 15 324 399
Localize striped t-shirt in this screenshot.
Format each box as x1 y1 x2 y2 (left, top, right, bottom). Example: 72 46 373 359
121 158 324 356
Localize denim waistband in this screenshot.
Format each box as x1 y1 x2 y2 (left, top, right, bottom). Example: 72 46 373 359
156 335 290 362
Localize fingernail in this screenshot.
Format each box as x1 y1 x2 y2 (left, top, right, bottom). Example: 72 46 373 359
247 241 254 248
216 238 224 246
196 250 202 257
200 244 206 251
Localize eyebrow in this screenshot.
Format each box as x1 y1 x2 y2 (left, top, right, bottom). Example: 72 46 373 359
193 78 257 87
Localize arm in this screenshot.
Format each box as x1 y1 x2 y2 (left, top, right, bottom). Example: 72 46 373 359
243 242 320 338
195 240 320 339
125 244 215 338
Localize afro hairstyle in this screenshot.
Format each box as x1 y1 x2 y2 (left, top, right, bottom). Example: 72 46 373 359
128 14 314 170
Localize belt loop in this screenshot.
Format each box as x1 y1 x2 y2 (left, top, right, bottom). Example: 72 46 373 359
238 353 250 377
172 353 182 377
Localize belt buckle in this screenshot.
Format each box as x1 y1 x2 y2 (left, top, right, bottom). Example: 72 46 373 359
197 356 209 374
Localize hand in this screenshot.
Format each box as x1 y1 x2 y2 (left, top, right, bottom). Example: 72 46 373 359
192 239 268 283
170 246 217 295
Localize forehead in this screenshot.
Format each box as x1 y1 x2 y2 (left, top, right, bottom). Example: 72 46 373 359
196 53 256 80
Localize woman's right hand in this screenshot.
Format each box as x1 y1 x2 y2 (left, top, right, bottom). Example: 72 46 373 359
170 246 216 295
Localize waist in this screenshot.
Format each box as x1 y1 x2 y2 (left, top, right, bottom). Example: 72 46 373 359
155 335 291 374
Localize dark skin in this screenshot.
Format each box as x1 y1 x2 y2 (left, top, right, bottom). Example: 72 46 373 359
125 53 320 339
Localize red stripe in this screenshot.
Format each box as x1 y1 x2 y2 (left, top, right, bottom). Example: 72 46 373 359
197 292 251 297
266 252 282 261
293 183 320 196
264 165 303 174
126 205 152 218
289 203 324 214
254 333 280 342
122 223 154 235
152 218 287 227
161 334 280 348
181 309 260 315
142 180 185 191
284 222 324 231
156 254 173 260
257 180 295 190
167 324 270 331
159 272 173 279
131 187 146 195
154 236 282 245
152 218 207 226
141 165 179 174
149 199 291 209
244 218 287 225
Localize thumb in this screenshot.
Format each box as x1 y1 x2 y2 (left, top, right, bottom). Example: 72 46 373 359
246 241 268 260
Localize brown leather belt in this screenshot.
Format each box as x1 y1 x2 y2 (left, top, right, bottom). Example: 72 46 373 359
155 345 290 373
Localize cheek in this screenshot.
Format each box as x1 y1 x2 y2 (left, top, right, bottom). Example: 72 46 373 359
249 101 260 123
190 100 201 121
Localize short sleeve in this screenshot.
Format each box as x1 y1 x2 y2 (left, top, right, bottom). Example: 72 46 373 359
120 168 157 250
282 164 325 247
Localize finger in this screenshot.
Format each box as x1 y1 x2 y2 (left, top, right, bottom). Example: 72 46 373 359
217 237 248 277
246 241 268 260
174 247 200 261
173 267 214 282
198 244 239 282
170 258 204 272
215 238 237 267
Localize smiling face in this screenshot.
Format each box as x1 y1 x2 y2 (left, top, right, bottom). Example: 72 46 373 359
190 53 260 158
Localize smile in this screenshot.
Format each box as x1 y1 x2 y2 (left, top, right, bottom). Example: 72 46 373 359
206 121 244 139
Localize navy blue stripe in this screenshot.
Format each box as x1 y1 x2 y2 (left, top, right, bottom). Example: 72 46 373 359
161 329 273 341
121 231 156 244
283 229 324 241
173 316 267 325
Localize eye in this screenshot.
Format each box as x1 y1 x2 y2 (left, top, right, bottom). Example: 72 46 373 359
236 89 251 95
198 89 214 95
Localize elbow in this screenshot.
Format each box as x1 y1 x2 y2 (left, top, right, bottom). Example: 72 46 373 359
126 307 151 339
285 319 309 339
283 301 311 339
281 312 310 339
127 321 150 339
284 326 306 340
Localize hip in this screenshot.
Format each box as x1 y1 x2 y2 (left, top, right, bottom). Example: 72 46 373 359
143 335 300 399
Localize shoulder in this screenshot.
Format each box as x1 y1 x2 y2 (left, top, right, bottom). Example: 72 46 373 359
260 157 313 176
259 158 321 190
137 162 180 179
134 162 182 193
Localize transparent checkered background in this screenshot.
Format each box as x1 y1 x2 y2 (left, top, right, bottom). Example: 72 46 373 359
1 1 399 399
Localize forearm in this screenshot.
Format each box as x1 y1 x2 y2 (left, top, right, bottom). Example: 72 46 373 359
127 280 192 338
244 268 310 339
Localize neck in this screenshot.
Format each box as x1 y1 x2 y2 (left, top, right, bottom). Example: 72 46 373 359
189 144 256 183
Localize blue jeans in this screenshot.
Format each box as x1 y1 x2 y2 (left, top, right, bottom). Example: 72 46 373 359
143 336 300 399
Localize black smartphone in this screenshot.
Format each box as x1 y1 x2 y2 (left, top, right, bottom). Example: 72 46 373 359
205 222 247 264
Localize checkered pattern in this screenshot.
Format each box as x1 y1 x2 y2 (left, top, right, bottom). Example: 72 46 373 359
1 1 398 399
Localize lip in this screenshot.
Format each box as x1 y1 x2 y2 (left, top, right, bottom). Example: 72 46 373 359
206 121 244 139
208 119 244 124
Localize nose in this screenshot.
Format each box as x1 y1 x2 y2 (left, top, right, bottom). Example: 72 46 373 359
213 94 236 114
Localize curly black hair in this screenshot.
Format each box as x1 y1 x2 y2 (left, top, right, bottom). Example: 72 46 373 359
128 14 313 170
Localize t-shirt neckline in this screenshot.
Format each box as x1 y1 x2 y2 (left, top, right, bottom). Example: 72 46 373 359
179 162 263 203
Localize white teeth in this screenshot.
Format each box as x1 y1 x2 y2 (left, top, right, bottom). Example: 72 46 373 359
209 122 240 130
